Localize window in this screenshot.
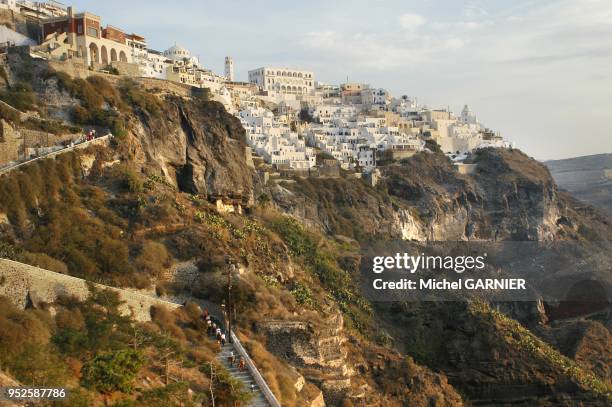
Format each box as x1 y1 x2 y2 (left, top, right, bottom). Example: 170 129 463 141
87 27 98 37
77 24 83 34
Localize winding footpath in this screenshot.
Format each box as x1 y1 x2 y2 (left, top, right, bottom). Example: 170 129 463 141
0 258 280 407
0 135 112 176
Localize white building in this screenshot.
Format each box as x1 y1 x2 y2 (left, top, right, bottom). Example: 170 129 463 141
163 44 199 67
459 104 479 126
248 67 315 95
238 107 316 170
41 8 134 66
138 49 170 79
362 88 390 109
0 0 17 10
225 56 234 81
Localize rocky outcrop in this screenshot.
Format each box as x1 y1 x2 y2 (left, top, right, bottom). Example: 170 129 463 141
271 148 609 243
256 312 466 406
256 314 355 405
127 98 254 205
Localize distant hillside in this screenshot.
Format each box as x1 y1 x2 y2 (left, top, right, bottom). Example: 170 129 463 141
546 154 612 214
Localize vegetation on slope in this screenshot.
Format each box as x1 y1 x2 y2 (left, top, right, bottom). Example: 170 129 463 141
1 56 609 405
0 287 250 406
468 301 611 398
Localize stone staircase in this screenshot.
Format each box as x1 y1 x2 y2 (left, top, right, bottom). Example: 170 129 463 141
0 259 281 407
217 342 270 407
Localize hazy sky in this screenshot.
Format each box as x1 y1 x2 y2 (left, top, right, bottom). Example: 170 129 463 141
70 0 612 160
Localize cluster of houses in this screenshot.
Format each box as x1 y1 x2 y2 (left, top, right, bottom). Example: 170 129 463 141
0 1 514 174
235 79 511 172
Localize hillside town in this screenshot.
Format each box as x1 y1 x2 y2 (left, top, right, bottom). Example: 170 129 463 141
0 0 513 174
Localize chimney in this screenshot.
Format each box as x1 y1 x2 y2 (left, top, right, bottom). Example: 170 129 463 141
67 6 74 18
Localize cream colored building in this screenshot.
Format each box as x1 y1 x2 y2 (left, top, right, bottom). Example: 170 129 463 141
248 67 315 95
41 7 134 67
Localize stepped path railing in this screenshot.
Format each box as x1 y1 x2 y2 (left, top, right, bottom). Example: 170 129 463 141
0 134 112 176
198 299 281 407
0 258 280 407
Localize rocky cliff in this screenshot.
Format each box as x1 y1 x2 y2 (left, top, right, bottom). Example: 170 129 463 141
272 148 610 243
125 96 254 204
0 55 610 406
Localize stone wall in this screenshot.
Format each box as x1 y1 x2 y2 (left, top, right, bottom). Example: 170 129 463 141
0 119 21 164
0 258 180 321
0 135 111 176
20 128 79 148
48 58 92 79
110 61 140 77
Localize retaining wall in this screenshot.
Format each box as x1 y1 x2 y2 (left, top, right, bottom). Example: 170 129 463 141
0 135 110 176
0 258 179 321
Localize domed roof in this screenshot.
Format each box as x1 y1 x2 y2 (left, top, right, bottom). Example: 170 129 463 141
163 44 191 59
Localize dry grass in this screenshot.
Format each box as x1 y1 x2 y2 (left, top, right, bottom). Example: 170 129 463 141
242 336 302 407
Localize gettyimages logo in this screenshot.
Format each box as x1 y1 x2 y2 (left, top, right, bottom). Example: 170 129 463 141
372 253 487 274
361 241 612 303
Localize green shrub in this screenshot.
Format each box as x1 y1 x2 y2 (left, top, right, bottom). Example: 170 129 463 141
71 78 104 109
424 138 442 153
0 297 68 385
20 251 69 274
200 362 252 406
290 282 316 308
135 241 170 277
53 287 133 355
48 72 127 135
81 349 145 393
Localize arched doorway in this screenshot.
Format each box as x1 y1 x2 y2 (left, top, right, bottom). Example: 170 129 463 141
88 43 99 65
101 45 108 65
119 51 127 62
110 48 117 62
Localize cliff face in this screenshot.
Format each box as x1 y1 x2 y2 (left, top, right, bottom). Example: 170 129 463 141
1 58 610 406
257 312 464 406
126 98 254 204
272 148 610 243
385 302 610 406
